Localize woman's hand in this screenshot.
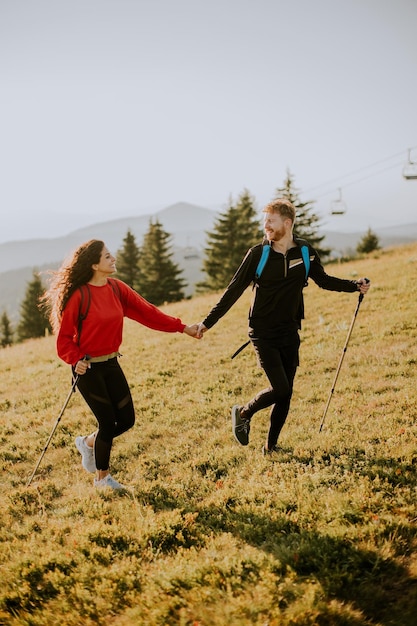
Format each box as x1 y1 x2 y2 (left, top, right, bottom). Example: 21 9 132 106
74 359 90 375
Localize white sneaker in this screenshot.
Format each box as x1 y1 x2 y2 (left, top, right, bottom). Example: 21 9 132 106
94 474 126 490
75 436 96 473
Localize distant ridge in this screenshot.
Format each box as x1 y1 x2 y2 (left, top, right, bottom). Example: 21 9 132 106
0 202 219 319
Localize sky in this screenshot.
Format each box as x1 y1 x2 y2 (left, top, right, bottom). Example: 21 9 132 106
1 0 416 243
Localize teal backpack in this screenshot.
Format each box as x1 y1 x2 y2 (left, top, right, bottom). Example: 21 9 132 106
231 243 311 359
255 243 311 284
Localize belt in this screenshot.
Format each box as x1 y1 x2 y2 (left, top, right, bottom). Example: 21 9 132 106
88 352 120 363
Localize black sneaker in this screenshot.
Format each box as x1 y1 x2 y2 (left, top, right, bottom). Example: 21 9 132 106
262 445 280 456
231 405 250 446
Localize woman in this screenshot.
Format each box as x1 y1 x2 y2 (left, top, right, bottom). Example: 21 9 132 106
42 239 199 490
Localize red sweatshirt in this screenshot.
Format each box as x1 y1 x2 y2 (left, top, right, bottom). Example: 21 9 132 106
57 278 186 365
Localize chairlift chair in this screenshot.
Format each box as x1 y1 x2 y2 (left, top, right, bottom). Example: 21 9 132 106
402 149 417 180
330 188 347 215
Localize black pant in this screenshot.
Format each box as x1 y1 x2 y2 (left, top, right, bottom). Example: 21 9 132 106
243 335 300 449
75 358 135 470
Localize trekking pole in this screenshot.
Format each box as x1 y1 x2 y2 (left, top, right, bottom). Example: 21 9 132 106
318 281 369 433
26 356 90 486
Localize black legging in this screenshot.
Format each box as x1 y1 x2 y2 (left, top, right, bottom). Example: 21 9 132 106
242 336 300 449
75 357 135 470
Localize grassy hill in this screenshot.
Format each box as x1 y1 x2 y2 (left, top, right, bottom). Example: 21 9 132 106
1 243 417 625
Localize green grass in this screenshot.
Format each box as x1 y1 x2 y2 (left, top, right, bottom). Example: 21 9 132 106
1 243 417 625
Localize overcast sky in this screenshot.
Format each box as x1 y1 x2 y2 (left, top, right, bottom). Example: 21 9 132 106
1 0 416 243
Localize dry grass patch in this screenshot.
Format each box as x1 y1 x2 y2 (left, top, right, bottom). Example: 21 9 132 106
1 243 417 625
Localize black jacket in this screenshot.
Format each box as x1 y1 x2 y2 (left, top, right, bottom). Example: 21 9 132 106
202 238 358 339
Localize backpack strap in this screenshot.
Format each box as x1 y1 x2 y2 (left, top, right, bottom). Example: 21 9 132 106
108 277 124 310
254 244 271 281
108 277 121 299
77 284 91 346
301 244 310 284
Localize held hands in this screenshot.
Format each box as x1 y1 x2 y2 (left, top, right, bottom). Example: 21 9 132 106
183 324 203 339
356 277 371 295
196 322 207 339
183 323 208 339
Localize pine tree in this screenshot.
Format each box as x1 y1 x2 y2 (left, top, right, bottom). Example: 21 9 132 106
116 229 141 289
357 228 381 254
136 220 186 305
0 311 13 347
275 169 331 259
197 189 263 292
17 272 51 341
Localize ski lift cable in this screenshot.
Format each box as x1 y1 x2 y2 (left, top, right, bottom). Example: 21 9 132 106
304 149 411 194
306 159 410 201
303 146 417 197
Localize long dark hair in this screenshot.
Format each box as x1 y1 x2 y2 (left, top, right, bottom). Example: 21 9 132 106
40 240 104 334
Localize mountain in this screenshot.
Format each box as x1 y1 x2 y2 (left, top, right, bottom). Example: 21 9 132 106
1 201 417 322
0 202 218 321
0 202 217 274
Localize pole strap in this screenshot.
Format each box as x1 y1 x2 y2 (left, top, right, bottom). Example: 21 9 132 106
231 340 250 359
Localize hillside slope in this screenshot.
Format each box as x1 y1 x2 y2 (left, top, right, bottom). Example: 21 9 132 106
0 243 416 625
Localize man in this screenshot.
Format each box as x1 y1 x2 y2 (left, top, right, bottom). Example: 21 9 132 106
196 198 370 455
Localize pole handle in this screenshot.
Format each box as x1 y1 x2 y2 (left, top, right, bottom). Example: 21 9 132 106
358 277 370 303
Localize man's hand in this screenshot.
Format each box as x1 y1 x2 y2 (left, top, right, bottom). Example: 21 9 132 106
196 322 208 339
356 278 371 295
